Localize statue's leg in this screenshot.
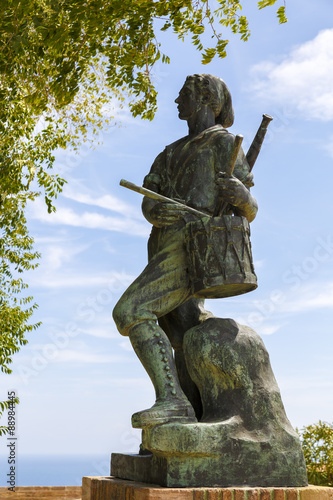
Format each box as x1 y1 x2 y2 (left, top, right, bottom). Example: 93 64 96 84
112 228 196 428
129 321 196 428
159 298 214 420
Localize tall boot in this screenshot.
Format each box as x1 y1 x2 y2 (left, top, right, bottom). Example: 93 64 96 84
129 320 197 428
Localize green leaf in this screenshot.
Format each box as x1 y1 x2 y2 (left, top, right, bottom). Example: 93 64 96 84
277 6 288 24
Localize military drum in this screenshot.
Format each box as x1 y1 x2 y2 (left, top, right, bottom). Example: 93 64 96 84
185 215 257 299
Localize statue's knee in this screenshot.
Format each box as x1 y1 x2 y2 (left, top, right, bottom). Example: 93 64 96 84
113 294 155 337
112 297 131 336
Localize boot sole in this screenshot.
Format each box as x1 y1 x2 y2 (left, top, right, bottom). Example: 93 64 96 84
132 406 197 429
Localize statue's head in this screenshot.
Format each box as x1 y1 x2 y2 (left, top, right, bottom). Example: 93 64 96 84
179 74 234 128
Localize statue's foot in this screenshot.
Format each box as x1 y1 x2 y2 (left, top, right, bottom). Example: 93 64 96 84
132 399 197 429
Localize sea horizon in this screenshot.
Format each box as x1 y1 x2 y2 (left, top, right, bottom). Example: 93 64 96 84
0 453 110 487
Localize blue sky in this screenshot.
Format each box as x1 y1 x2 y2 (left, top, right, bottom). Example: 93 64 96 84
1 0 333 483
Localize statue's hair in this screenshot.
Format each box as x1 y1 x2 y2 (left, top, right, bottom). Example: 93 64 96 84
186 74 234 128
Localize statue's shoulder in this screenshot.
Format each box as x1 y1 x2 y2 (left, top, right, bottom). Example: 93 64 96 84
207 124 230 135
208 125 233 140
165 135 188 152
206 125 235 151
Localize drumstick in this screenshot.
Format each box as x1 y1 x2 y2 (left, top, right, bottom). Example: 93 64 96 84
120 179 209 219
214 134 243 217
226 134 243 177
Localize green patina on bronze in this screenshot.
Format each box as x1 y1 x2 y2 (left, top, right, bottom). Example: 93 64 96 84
111 74 307 487
185 215 257 298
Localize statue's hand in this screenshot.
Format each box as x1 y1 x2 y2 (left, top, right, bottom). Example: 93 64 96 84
243 172 254 188
149 202 188 227
216 173 258 222
216 173 251 207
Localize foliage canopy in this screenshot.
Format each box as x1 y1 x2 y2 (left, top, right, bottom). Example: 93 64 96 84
0 0 287 120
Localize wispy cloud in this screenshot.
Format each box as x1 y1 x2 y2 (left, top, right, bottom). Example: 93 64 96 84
29 198 150 237
52 350 133 364
249 29 333 121
80 327 120 339
62 186 141 220
13 339 135 368
266 281 333 316
280 282 333 313
257 323 283 336
41 242 89 271
232 279 333 336
30 269 134 289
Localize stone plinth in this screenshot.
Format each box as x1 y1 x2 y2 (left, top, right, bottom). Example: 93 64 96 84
111 439 307 488
82 477 333 500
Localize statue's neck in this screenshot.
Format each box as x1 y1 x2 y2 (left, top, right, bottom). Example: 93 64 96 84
187 106 216 137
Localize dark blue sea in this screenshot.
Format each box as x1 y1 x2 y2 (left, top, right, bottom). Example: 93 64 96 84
0 454 110 487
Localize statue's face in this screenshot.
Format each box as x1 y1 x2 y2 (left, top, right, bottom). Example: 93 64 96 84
175 80 201 120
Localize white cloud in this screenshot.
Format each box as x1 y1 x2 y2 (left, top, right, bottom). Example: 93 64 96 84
42 242 89 271
81 327 119 339
29 198 150 237
31 236 90 272
52 350 133 364
14 341 135 366
258 323 283 336
281 282 333 313
268 281 333 315
249 29 333 121
63 186 141 220
30 269 134 289
232 279 333 336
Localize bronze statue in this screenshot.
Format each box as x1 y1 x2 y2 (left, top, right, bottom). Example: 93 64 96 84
111 75 308 488
113 74 258 428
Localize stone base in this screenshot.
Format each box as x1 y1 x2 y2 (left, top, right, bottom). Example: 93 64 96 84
82 477 333 500
111 320 307 489
111 448 307 488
